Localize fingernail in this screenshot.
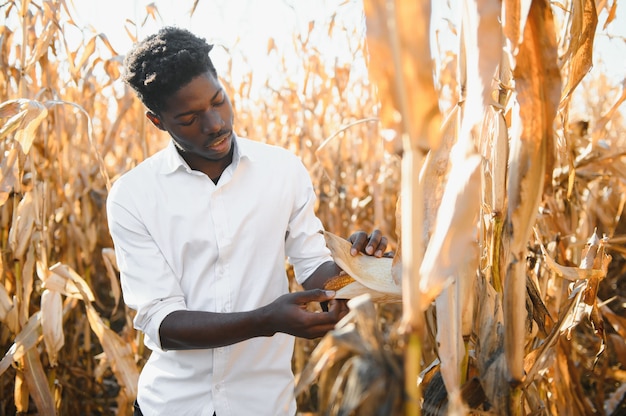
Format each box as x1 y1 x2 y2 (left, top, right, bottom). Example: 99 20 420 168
366 246 374 254
325 290 335 297
350 248 357 256
375 250 382 257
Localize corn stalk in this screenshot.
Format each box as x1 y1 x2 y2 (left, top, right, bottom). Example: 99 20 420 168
362 0 442 414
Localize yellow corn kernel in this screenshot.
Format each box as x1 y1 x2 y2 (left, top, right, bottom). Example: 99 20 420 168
323 273 355 291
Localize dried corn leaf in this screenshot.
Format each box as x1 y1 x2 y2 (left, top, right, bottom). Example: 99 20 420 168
20 245 36 327
507 0 561 256
363 0 440 150
537 232 604 281
8 191 36 261
46 261 138 399
22 348 56 415
0 312 42 376
48 262 96 302
525 232 611 383
14 369 29 413
564 233 610 339
23 21 57 72
434 279 466 414
0 283 14 322
13 99 48 155
295 323 366 397
0 100 27 141
459 0 502 136
85 305 138 399
602 0 617 29
420 105 460 246
0 147 19 207
329 355 391 416
74 36 97 75
296 295 402 415
504 0 561 383
501 0 532 55
591 79 626 144
560 0 598 105
601 304 626 340
102 248 122 311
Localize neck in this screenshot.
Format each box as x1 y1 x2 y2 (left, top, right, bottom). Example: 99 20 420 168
177 146 234 180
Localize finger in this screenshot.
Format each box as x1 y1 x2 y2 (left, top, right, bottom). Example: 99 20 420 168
295 289 336 304
365 229 383 256
305 323 338 339
348 231 368 256
374 235 388 257
367 230 388 257
327 299 349 318
306 312 344 335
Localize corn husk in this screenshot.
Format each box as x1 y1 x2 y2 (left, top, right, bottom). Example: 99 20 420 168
323 231 400 302
40 289 64 366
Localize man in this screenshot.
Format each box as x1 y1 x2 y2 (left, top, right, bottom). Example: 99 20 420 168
106 26 388 416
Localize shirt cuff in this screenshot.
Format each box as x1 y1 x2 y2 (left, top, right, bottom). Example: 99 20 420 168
133 297 188 351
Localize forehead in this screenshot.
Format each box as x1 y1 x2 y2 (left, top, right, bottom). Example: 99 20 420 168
162 72 222 113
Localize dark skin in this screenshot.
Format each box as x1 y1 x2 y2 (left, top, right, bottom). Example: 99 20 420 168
147 71 388 350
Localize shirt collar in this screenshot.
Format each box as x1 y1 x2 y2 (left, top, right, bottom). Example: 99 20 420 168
159 134 253 175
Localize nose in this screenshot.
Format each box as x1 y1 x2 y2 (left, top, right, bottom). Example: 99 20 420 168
201 109 223 134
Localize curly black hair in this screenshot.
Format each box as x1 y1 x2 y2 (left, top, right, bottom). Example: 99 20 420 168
122 26 217 114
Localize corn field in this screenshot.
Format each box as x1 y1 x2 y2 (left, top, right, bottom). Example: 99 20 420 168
1 0 625 415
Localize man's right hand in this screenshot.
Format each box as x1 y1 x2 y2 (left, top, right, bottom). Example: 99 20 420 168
262 289 346 339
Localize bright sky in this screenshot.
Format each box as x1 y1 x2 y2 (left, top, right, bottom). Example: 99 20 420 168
69 0 625 104
70 0 371 84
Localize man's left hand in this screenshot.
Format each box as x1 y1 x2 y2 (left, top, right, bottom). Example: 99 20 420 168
347 229 388 257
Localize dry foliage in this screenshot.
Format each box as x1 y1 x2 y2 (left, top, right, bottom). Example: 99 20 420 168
296 0 626 415
0 0 625 416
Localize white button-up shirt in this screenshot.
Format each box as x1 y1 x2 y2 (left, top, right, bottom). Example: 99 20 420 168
106 136 332 416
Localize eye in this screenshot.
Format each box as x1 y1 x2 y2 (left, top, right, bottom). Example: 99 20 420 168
179 116 197 126
213 91 226 106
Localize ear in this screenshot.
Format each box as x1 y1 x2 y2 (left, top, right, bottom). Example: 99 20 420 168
146 111 166 131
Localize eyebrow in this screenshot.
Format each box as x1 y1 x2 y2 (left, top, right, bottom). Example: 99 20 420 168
173 88 223 119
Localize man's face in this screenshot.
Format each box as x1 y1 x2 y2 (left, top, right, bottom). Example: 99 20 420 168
148 71 235 170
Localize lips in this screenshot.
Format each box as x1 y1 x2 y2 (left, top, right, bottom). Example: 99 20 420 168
205 131 231 149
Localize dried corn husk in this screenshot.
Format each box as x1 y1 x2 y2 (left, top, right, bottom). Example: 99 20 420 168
419 149 481 307
40 289 64 366
323 231 400 302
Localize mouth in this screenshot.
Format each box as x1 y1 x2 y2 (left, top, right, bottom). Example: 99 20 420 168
206 131 231 149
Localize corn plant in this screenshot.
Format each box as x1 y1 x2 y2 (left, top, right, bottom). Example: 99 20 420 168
296 0 626 415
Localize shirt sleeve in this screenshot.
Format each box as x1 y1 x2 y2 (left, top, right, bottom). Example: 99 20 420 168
106 184 187 351
284 157 333 285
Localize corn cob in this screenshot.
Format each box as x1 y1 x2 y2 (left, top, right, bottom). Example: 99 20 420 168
324 273 356 291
